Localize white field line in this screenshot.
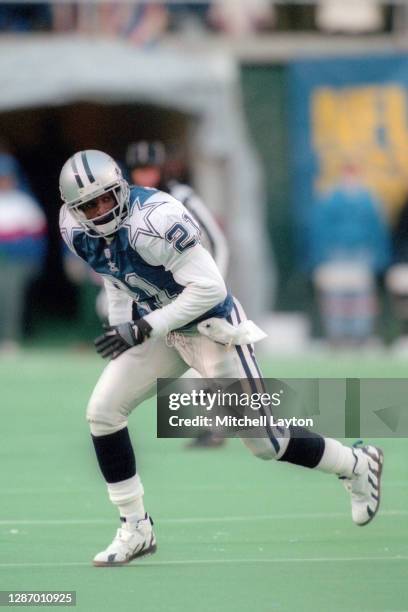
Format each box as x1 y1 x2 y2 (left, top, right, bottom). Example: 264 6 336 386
0 480 406 494
0 510 407 526
0 556 407 570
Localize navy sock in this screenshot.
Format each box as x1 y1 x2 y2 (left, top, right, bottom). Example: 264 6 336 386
91 427 136 483
279 426 325 468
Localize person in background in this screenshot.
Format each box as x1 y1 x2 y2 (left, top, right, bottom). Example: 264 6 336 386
125 141 229 278
208 0 275 35
126 140 229 447
166 3 210 33
0 153 47 353
316 0 384 34
52 2 168 46
308 160 391 347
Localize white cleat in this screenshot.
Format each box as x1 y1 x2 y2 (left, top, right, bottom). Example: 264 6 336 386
93 514 157 567
341 444 384 526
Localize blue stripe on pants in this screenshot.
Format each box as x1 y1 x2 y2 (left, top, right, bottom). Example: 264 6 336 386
227 311 280 454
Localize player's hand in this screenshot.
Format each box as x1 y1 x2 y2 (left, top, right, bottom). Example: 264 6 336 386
94 319 152 359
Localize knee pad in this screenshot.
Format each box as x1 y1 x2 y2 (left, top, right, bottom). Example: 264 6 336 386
88 419 127 436
241 433 290 461
86 395 128 436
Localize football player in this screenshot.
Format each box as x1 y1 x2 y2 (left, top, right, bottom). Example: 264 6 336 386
59 150 384 567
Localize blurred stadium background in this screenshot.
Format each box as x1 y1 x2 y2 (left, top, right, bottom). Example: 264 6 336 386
0 1 407 610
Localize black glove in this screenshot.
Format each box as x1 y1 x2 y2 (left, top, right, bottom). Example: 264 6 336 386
94 319 152 359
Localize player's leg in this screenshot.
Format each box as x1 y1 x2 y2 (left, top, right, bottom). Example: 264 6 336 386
87 337 188 565
232 299 383 525
183 298 383 525
181 368 226 449
180 309 291 461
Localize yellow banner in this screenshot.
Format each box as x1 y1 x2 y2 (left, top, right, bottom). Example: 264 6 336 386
312 85 408 219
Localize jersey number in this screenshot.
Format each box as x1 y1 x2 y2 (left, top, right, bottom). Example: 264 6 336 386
165 214 199 253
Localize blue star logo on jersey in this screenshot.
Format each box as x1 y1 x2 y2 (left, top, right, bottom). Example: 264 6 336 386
124 195 169 249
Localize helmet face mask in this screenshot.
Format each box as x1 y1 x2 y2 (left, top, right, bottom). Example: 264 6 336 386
59 150 130 238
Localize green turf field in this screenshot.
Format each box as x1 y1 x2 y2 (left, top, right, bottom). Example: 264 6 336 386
1 350 407 611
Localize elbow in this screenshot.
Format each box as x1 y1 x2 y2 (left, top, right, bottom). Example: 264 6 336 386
214 282 228 304
195 278 227 307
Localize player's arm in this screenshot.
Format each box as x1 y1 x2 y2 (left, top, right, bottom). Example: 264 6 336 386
94 199 228 358
144 243 227 337
136 197 227 337
95 244 227 359
103 277 134 325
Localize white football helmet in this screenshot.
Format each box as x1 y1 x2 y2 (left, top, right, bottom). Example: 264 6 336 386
59 150 130 237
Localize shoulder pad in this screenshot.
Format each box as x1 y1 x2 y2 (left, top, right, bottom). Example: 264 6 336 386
124 188 184 250
59 204 83 254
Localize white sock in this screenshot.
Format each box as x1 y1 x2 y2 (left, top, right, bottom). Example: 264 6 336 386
119 507 146 530
316 438 360 478
118 500 146 524
107 474 146 525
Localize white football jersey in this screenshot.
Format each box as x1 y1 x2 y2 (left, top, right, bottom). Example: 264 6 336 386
60 186 232 337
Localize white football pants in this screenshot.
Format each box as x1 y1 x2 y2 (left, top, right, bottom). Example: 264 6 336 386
87 299 290 460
